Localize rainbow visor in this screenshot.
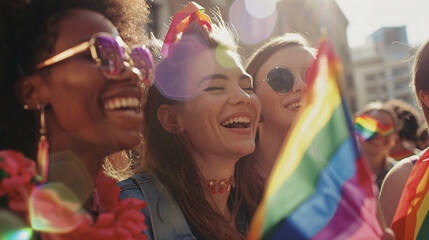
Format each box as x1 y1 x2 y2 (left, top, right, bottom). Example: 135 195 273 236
354 114 394 141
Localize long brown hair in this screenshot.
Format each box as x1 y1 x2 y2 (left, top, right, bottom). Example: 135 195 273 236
141 18 263 239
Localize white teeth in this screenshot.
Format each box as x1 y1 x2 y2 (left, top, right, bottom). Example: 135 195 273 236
109 101 115 110
220 116 251 126
286 102 302 109
104 97 140 110
128 98 134 106
114 100 120 109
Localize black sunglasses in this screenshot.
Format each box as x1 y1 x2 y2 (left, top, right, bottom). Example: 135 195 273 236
263 67 307 94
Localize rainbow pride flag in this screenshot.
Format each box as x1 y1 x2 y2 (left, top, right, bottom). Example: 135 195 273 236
248 38 383 239
391 149 429 239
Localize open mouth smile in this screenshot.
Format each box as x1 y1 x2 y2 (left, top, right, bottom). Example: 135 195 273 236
285 101 302 110
220 116 251 129
103 97 140 112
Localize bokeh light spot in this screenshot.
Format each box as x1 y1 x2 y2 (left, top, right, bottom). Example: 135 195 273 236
216 47 237 69
0 209 33 240
229 0 278 45
155 35 215 101
2 228 33 240
245 0 278 19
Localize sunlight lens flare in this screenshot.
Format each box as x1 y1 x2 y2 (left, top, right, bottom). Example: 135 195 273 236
0 209 33 240
155 35 215 101
216 47 238 69
2 228 32 240
229 0 277 45
29 182 88 233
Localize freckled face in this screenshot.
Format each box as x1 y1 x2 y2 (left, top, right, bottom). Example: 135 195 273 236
254 45 315 135
42 10 142 153
177 49 261 160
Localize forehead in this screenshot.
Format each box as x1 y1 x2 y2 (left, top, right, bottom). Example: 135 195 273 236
185 48 247 82
367 110 394 125
256 45 314 80
267 45 314 68
55 9 117 52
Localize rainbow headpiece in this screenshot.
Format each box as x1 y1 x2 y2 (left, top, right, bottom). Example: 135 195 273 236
354 114 394 141
161 1 212 57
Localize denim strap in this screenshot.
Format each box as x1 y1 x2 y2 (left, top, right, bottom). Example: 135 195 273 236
130 174 196 240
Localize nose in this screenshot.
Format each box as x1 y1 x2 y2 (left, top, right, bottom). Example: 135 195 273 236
229 85 251 105
292 73 307 93
116 62 141 84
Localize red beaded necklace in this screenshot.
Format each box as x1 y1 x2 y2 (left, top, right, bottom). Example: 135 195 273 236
207 176 235 194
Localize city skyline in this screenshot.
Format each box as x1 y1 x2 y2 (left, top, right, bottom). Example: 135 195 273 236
336 0 429 48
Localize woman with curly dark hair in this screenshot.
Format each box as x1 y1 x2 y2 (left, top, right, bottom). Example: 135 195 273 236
0 0 152 238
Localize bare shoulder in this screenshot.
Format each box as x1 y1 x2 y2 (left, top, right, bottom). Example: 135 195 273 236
379 157 416 226
384 158 415 184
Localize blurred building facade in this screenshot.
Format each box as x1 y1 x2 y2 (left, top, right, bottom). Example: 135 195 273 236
351 26 416 111
147 0 356 111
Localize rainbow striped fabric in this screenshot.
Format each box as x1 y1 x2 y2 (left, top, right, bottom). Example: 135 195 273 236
161 2 212 57
391 149 429 239
248 38 383 240
389 148 416 161
354 114 394 141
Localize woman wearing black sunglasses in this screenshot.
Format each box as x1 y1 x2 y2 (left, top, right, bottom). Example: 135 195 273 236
0 0 151 238
245 33 316 180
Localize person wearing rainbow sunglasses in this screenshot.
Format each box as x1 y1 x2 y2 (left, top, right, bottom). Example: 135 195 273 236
354 101 398 190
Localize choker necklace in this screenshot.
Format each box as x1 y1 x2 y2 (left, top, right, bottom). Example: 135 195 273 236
207 176 235 194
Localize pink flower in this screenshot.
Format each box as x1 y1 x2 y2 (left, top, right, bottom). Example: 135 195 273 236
40 171 148 240
0 150 38 196
1 152 149 240
0 150 38 215
93 170 121 212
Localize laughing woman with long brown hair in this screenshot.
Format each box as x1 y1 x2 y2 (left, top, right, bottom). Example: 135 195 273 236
118 3 264 239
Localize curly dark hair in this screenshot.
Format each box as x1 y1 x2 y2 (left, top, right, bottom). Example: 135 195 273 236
385 99 422 142
0 0 149 159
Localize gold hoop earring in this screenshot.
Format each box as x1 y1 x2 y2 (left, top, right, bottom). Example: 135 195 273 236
37 103 49 183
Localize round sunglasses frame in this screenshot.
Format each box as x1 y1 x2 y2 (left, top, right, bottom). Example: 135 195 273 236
259 67 308 94
34 32 153 83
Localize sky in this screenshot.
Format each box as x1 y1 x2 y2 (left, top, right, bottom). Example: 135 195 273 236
335 0 429 48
